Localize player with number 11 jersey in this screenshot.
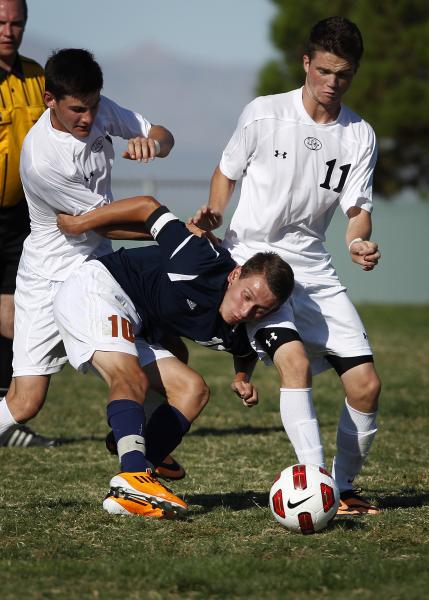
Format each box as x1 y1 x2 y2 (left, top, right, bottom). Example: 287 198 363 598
221 87 377 286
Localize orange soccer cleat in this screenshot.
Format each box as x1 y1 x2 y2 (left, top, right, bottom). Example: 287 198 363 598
106 470 188 518
103 494 166 517
337 489 380 515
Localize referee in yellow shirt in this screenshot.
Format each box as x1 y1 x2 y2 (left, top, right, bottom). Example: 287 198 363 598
0 0 61 446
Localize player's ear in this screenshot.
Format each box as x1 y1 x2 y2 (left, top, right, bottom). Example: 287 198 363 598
227 266 242 285
303 54 310 74
44 91 56 109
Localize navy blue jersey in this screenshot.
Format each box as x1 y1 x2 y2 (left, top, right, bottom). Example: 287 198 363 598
98 207 254 357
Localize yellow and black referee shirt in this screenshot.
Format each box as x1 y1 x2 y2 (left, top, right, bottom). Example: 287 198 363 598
0 54 45 208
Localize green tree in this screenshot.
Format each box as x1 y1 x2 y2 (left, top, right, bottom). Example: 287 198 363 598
257 0 429 198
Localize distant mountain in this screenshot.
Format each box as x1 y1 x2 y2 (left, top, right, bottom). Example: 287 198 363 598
20 35 257 184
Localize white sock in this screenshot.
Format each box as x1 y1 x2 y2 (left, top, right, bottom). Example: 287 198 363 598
0 397 18 436
279 388 325 468
332 398 378 492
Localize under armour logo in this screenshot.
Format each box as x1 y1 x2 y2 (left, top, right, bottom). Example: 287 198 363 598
187 298 197 311
265 331 278 347
84 171 94 182
274 150 287 159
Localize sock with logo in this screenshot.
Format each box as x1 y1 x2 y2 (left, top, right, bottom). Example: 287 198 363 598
107 399 152 472
145 403 191 467
279 388 326 468
332 398 378 492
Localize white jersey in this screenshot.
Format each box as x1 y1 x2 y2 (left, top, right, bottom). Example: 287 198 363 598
221 88 377 285
19 95 151 281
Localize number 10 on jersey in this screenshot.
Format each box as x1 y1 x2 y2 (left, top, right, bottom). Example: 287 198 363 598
108 315 135 342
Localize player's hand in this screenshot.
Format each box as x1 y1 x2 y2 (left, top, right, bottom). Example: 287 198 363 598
57 213 83 235
122 137 159 163
231 379 259 408
185 220 221 245
349 239 381 271
189 204 223 231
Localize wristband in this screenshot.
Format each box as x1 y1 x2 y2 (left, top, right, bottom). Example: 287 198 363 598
153 139 161 155
348 237 363 252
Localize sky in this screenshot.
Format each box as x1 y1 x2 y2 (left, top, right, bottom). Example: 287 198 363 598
23 0 277 67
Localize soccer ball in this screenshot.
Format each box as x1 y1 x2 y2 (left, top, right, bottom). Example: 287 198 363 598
269 464 340 534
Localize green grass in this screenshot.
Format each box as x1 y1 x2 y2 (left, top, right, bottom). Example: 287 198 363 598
1 305 429 599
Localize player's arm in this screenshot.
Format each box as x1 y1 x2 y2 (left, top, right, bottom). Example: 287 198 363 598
190 166 236 231
346 206 381 271
231 353 259 408
57 196 161 236
122 125 174 162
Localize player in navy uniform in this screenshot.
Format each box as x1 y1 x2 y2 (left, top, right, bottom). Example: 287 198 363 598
54 195 294 518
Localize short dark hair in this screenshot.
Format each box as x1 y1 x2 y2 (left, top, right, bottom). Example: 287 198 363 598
44 49 103 100
240 252 294 306
305 16 363 70
22 0 28 22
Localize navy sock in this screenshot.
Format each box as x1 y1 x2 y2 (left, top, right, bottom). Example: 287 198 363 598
146 404 191 467
107 399 152 472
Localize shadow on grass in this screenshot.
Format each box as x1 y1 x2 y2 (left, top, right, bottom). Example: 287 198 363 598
186 490 366 530
189 425 284 437
187 489 269 513
376 491 429 510
51 434 107 447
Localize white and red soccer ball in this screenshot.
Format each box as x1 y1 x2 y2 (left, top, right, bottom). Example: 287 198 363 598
269 464 340 534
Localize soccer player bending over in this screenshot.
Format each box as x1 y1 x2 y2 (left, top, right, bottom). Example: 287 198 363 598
55 195 294 518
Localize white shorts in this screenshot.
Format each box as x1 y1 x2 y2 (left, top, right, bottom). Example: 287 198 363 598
13 262 68 376
247 281 372 375
53 260 173 373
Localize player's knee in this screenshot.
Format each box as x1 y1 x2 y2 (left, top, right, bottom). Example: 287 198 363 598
173 372 210 421
185 373 210 412
274 343 311 387
349 373 381 412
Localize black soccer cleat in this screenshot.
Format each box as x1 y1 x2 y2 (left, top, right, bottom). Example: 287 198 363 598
0 424 63 448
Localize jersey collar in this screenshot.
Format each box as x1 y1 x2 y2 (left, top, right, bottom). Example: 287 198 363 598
0 54 24 83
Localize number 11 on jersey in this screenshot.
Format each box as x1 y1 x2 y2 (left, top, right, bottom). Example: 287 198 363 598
320 159 351 193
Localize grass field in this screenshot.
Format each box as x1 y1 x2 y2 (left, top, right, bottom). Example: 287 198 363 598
2 305 429 599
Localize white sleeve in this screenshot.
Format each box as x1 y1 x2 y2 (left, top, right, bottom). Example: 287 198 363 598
219 101 259 181
339 125 378 215
98 96 152 140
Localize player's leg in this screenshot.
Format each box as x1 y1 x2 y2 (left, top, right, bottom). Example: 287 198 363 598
0 374 56 446
0 292 14 397
307 285 381 514
248 291 326 468
143 334 189 480
142 356 209 469
330 358 381 515
273 340 326 468
89 349 185 518
0 267 67 447
0 200 27 398
53 262 187 518
104 348 200 480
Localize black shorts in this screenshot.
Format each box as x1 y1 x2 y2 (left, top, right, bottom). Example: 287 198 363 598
0 199 30 294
